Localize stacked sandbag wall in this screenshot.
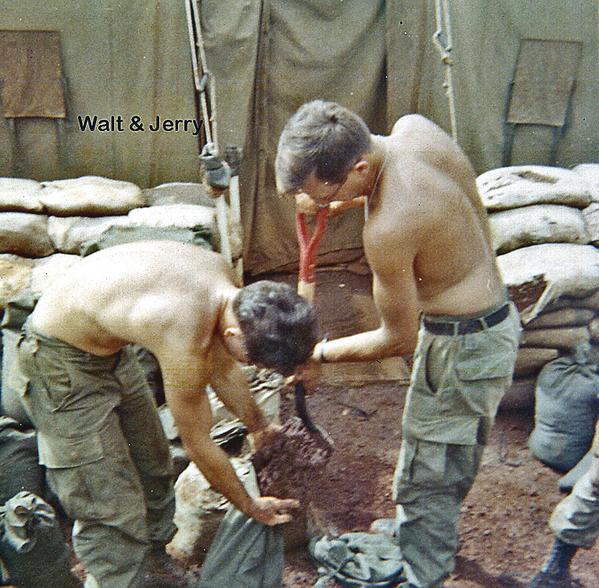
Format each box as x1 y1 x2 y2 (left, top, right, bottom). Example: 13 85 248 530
477 165 599 409
0 176 223 421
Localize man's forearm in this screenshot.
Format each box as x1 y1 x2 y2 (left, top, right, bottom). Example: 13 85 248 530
314 327 416 363
186 437 255 515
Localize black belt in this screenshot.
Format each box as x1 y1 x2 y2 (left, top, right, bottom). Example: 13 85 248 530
423 303 510 336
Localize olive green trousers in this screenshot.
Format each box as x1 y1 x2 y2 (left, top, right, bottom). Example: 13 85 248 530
17 324 175 588
393 302 521 588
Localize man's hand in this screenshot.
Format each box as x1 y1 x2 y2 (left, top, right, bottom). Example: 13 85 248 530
247 496 300 525
295 192 366 217
286 358 321 393
295 192 326 216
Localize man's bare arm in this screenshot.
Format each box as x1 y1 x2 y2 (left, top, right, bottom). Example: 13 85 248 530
208 346 280 450
314 253 420 363
159 353 298 525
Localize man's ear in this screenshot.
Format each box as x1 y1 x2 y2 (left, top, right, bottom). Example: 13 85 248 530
353 158 370 178
224 326 243 338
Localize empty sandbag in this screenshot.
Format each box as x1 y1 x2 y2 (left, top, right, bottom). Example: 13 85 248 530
166 457 257 563
477 166 592 211
39 176 144 216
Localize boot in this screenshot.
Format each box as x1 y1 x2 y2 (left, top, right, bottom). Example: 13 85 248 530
527 538 578 588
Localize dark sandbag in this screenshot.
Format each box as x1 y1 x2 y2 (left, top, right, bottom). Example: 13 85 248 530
0 418 43 504
198 506 284 588
528 351 599 472
0 491 81 588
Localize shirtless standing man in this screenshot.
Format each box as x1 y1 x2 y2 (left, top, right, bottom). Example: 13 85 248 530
276 100 522 588
16 240 314 588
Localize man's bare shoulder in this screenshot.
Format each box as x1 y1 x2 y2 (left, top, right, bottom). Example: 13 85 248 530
390 114 456 153
32 241 232 355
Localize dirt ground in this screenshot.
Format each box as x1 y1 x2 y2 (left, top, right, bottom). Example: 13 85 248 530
278 268 599 588
64 268 599 588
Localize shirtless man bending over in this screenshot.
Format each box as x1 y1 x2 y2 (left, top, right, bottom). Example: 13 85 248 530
276 100 522 588
17 240 315 588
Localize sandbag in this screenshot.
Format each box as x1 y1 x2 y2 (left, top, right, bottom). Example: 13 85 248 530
514 347 559 378
577 289 599 312
143 182 214 207
127 203 216 234
573 163 599 202
0 418 42 505
29 253 82 300
39 176 144 216
0 255 34 309
526 307 596 329
0 212 54 258
0 492 81 588
79 224 213 257
528 352 599 472
582 202 599 245
590 318 599 344
197 505 285 588
520 326 591 351
497 244 599 323
47 215 127 254
499 376 536 410
0 178 44 213
476 166 592 211
488 204 589 254
166 458 258 563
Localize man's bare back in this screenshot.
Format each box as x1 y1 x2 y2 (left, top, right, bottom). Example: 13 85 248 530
32 240 234 358
28 241 301 526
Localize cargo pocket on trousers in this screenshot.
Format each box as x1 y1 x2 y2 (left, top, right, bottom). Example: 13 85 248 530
37 432 109 521
37 431 103 469
393 438 447 501
455 331 515 381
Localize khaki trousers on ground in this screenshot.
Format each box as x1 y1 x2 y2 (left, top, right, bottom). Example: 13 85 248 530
17 325 175 588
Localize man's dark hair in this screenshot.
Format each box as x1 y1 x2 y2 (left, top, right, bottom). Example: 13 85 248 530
275 100 373 194
233 280 318 376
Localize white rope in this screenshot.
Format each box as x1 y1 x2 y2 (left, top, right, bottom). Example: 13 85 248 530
186 0 219 151
432 0 458 143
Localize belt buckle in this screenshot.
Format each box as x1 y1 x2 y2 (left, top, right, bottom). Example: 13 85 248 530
457 318 485 335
